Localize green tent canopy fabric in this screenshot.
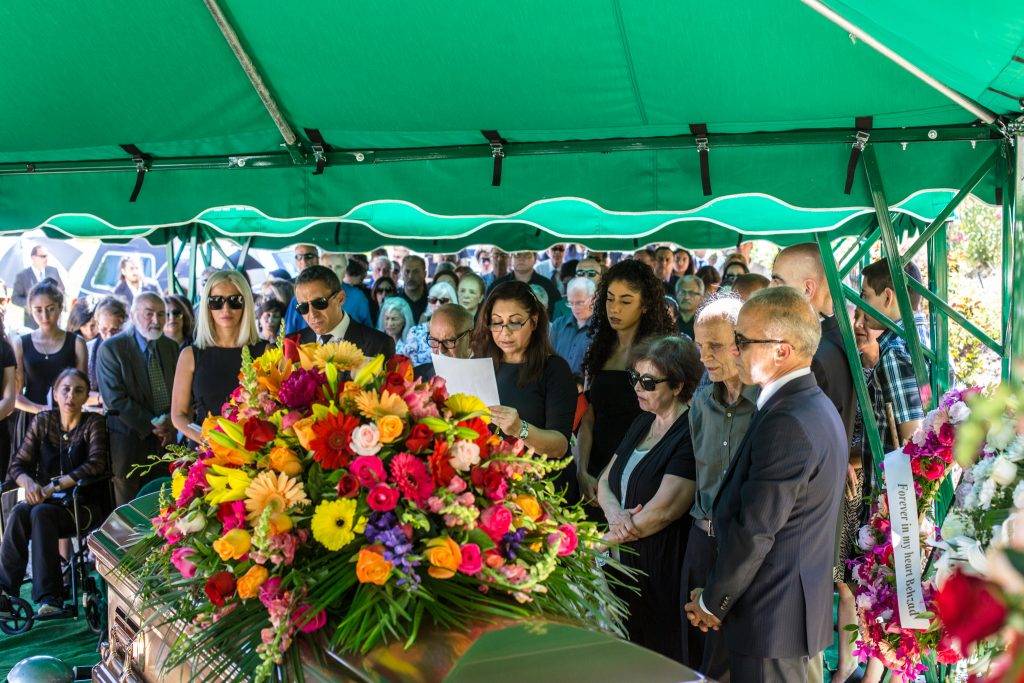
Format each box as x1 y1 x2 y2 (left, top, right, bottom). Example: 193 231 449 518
0 0 1019 245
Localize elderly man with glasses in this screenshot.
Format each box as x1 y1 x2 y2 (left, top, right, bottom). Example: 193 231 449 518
675 275 705 339
412 303 475 381
549 276 596 379
292 266 394 359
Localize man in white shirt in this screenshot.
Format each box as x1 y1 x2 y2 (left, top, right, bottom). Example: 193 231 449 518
292 266 394 358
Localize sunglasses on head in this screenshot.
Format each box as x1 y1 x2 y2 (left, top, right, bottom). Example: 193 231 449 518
627 368 669 392
296 291 339 315
428 296 451 306
208 294 244 311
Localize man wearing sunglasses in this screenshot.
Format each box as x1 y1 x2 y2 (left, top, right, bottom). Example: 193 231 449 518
283 245 373 336
684 287 846 683
291 265 394 359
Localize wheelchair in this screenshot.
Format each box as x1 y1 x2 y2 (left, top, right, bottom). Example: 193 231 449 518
0 474 113 636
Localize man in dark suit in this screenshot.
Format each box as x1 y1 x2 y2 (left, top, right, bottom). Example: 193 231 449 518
12 245 64 330
292 265 395 358
97 292 179 505
685 287 846 682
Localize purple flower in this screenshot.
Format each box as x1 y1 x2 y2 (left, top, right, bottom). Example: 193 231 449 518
365 512 421 588
500 527 528 561
278 369 324 409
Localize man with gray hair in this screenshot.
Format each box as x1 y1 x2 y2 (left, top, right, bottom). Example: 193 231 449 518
97 291 180 504
675 275 705 338
413 304 475 381
685 287 846 683
550 276 596 378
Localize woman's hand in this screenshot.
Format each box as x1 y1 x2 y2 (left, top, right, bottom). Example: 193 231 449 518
23 480 47 505
605 504 642 541
578 469 599 502
488 405 522 437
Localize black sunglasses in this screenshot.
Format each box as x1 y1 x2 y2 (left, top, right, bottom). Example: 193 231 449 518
627 368 669 392
167 309 184 319
377 287 396 296
733 331 788 350
208 294 244 311
427 328 472 350
576 268 600 278
294 252 318 262
296 291 339 315
428 296 452 306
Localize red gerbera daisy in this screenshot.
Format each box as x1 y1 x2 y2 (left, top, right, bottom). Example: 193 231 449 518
389 453 435 506
428 439 455 487
309 413 360 470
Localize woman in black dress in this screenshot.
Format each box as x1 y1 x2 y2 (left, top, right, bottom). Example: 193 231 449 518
597 335 702 662
10 281 88 456
0 305 19 479
171 270 265 443
473 281 576 467
576 259 676 503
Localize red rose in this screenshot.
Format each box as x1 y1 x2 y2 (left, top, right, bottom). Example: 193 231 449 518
367 484 400 511
405 423 434 453
471 464 509 501
935 569 1007 654
923 457 947 481
243 418 277 452
336 473 359 498
910 456 924 477
204 571 237 607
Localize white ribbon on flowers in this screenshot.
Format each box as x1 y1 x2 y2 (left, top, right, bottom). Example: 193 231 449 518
883 449 930 630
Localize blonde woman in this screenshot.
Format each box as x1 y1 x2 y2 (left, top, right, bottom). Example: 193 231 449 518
171 271 263 442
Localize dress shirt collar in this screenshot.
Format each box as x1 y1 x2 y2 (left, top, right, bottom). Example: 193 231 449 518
133 328 155 354
755 366 812 410
711 381 760 409
321 312 350 344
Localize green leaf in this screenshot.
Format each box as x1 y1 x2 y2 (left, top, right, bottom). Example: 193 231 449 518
420 417 450 433
467 528 496 550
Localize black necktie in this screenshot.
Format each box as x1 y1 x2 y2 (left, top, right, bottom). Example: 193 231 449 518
319 333 333 345
146 341 171 415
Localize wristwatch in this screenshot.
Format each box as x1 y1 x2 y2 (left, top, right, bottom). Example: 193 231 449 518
50 476 63 491
518 419 530 440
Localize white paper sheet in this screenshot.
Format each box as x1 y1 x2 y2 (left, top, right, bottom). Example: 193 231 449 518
430 354 501 406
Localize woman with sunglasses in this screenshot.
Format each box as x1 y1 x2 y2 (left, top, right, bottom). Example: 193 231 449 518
597 335 701 662
370 275 397 322
163 294 196 347
377 297 416 355
473 281 576 478
401 281 458 366
577 260 676 506
171 270 264 443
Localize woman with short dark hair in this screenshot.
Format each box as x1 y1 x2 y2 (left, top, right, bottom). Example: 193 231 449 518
695 264 722 297
598 334 702 662
67 301 97 342
473 281 576 465
163 294 196 347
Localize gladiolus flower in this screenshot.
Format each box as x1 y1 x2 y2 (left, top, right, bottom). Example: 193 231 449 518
425 537 462 579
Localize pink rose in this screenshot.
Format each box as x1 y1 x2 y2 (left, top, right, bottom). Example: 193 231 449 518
448 440 481 471
349 424 382 456
479 505 513 543
170 547 197 578
547 524 579 556
350 455 386 488
447 476 467 494
458 543 483 575
291 604 326 634
367 484 400 512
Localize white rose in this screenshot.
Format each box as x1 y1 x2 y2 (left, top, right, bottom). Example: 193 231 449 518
349 423 382 456
175 509 206 535
857 525 877 551
948 401 970 424
989 421 1017 450
990 455 1019 488
978 478 998 510
448 439 482 471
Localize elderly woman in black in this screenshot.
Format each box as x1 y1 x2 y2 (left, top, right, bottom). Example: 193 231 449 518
597 335 701 662
0 369 107 617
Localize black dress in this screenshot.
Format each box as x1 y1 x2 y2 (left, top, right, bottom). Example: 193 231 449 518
586 370 642 477
13 332 79 457
191 342 267 423
607 410 695 663
0 338 15 479
494 356 577 458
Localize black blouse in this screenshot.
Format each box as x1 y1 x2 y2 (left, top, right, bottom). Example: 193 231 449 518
8 410 108 483
191 342 267 423
495 355 576 458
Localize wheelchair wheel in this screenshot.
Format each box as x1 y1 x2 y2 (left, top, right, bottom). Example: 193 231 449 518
84 595 102 633
0 595 34 635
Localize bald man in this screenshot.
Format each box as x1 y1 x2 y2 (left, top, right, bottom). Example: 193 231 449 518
414 304 475 380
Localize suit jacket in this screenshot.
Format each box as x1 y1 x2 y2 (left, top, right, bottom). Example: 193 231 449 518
112 280 161 306
12 266 63 326
704 372 846 659
296 319 396 359
811 315 856 443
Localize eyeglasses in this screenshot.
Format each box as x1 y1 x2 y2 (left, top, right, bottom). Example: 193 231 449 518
428 328 472 350
567 299 591 308
428 296 451 306
296 291 339 315
294 252 318 262
167 309 184 319
733 331 788 350
208 295 245 311
576 269 599 278
489 320 529 333
627 368 669 392
377 287 396 296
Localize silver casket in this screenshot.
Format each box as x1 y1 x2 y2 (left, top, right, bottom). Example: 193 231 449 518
89 494 706 682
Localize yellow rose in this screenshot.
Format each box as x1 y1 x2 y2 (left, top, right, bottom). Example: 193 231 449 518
236 565 269 600
268 512 293 535
511 494 543 522
355 546 393 585
212 529 251 561
267 446 303 477
425 537 462 580
376 415 404 444
291 416 318 452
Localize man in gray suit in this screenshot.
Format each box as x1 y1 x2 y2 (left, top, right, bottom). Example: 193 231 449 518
685 287 846 682
11 245 63 330
97 292 179 505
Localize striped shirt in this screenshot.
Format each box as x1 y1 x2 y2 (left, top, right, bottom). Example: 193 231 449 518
869 330 925 452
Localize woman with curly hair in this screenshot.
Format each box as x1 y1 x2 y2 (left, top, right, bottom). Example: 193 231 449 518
576 259 676 504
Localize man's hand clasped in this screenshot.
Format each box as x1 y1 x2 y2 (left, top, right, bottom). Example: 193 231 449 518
684 587 722 632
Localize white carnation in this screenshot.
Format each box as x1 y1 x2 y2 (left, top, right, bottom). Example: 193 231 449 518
857 525 876 551
948 401 970 424
978 478 997 509
990 455 1019 488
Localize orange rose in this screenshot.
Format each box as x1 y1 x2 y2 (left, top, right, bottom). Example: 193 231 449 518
511 494 543 522
212 529 251 561
425 537 462 579
355 545 393 585
291 416 318 451
267 446 303 477
376 415 404 444
236 565 269 600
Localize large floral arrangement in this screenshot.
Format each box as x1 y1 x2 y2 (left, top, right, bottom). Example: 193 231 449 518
850 387 979 681
122 340 624 681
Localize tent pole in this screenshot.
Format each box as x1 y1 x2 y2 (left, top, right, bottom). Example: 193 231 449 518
817 233 885 488
861 145 932 406
208 235 232 266
838 225 880 278
799 0 996 124
237 236 253 272
927 224 951 396
165 237 178 295
1008 132 1024 380
188 225 199 303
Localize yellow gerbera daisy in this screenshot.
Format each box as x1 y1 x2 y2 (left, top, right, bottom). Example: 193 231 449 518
204 464 252 505
244 471 310 522
311 499 366 551
354 389 409 419
445 393 491 423
297 340 365 371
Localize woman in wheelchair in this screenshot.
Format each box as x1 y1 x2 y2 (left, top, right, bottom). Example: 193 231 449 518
0 368 107 618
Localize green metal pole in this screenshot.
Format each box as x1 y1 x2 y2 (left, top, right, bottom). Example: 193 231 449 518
861 146 931 406
188 224 199 303
818 234 886 487
164 236 177 295
1006 134 1024 381
927 222 950 396
838 226 880 278
237 236 253 272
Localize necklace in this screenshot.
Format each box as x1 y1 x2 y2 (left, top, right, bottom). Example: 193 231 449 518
35 331 64 360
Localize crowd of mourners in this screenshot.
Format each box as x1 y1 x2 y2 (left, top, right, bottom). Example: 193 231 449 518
0 240 932 682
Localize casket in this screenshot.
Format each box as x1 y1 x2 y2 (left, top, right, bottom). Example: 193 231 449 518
90 494 706 682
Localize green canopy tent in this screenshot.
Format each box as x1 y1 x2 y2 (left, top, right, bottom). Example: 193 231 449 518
0 0 1022 521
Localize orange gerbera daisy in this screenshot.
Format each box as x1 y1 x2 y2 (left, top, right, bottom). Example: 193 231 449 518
244 471 310 522
354 389 409 420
